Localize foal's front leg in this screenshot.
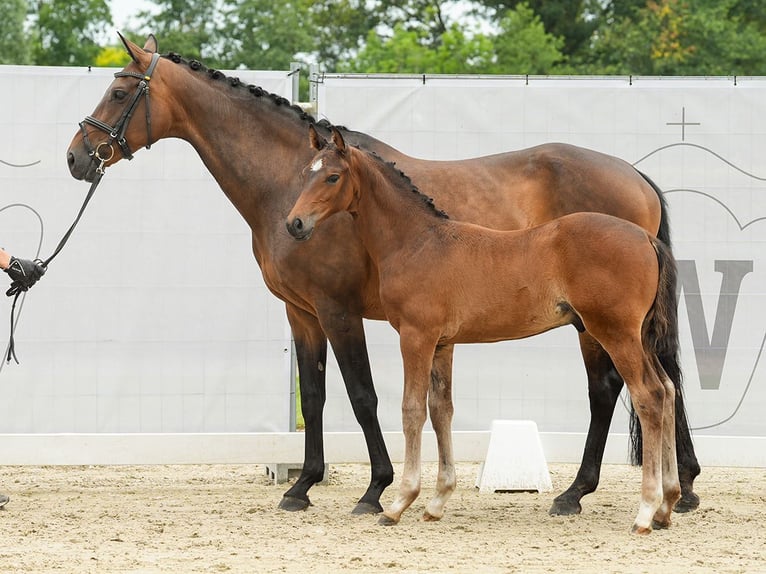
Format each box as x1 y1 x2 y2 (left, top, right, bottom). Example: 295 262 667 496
424 344 456 521
380 327 438 525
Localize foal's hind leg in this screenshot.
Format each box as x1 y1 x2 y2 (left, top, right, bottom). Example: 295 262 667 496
610 350 666 534
424 344 456 521
651 362 681 529
551 333 623 515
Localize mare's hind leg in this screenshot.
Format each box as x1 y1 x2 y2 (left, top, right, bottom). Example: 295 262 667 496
424 344 456 521
550 333 624 516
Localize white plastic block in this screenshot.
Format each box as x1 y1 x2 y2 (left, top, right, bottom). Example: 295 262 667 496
475 420 553 493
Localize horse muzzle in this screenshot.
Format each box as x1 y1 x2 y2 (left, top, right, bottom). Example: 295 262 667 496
286 216 315 241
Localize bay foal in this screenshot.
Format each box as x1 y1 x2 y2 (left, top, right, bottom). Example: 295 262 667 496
286 126 681 533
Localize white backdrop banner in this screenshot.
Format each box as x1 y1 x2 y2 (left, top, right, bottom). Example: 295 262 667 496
318 74 766 438
0 65 293 433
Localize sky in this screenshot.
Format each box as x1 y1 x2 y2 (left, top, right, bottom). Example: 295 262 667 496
109 0 157 33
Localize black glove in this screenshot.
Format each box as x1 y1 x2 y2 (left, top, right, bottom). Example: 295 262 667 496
5 257 46 296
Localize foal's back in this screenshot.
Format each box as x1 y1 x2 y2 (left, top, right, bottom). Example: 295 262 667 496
380 209 660 346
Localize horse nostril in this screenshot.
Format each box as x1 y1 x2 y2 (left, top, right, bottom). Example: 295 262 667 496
67 151 75 168
293 218 303 231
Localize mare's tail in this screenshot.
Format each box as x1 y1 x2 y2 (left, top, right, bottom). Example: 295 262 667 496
630 172 696 482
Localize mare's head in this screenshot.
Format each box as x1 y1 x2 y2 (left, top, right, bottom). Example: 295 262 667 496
67 33 173 182
286 125 358 241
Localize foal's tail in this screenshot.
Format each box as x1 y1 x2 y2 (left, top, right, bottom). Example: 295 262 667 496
642 238 679 368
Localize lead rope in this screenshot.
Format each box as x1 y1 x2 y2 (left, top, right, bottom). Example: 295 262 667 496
5 166 105 364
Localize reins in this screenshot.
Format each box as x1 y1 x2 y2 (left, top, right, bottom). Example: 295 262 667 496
4 52 161 365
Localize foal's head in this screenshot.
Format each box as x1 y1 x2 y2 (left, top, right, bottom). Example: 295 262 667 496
286 125 358 241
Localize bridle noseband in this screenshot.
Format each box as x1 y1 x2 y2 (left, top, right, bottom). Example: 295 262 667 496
79 51 161 174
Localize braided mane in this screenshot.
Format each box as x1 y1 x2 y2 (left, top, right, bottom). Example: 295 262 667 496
163 51 321 126
361 147 449 219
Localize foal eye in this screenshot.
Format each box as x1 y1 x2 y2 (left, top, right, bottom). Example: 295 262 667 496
326 174 340 184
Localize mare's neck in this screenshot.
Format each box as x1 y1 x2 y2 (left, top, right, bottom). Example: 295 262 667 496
167 63 311 243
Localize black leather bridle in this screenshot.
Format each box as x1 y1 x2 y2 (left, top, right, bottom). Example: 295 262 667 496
78 51 161 173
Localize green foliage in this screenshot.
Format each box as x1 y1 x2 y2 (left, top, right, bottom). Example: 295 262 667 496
34 0 112 66
490 3 564 74
579 0 766 75
134 0 222 64
1 0 765 76
94 45 132 67
340 23 493 74
0 0 32 64
218 0 315 70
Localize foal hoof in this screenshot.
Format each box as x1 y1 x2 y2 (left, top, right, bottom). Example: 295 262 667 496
631 524 652 535
422 511 442 522
378 513 399 526
278 495 311 512
674 491 700 513
352 501 383 515
652 518 671 530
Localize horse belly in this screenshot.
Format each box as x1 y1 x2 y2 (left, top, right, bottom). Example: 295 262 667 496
446 302 571 345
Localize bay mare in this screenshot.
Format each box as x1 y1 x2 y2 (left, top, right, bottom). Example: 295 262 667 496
66 34 699 516
286 126 681 533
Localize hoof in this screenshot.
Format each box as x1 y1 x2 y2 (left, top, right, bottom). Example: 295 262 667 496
378 514 399 526
674 491 700 513
652 518 671 530
422 511 442 522
278 495 311 512
548 498 582 516
631 524 652 535
352 501 383 515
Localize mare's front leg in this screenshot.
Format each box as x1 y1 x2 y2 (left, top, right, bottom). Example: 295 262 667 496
424 344 456 521
279 304 330 511
550 333 623 515
380 327 438 525
320 305 394 515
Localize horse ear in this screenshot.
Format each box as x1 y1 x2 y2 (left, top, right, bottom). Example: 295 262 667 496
143 34 158 53
117 31 142 64
308 124 326 151
331 126 346 152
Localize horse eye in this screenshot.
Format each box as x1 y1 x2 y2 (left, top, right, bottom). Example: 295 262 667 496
326 174 340 184
112 89 128 101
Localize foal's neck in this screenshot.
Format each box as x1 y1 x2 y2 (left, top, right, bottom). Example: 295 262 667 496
352 151 450 263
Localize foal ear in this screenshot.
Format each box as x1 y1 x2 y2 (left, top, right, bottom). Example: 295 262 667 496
308 124 327 150
330 126 347 152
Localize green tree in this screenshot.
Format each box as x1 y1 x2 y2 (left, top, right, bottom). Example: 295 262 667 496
309 0 380 70
582 0 766 75
33 0 112 65
340 22 494 74
490 3 564 74
221 0 314 69
0 0 33 64
134 0 224 64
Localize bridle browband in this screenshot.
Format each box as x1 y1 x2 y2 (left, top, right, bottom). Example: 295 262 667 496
79 51 161 173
